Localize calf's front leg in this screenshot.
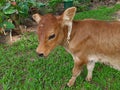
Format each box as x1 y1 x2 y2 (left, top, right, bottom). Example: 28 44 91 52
67 57 85 87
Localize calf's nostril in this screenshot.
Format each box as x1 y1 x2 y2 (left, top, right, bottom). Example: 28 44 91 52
38 53 44 57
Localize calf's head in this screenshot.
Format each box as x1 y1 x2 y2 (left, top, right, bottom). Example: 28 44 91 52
32 7 76 57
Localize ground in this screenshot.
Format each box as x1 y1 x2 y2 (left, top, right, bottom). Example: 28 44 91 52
0 4 120 90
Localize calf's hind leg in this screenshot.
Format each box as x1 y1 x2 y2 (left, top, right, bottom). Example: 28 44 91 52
86 61 95 81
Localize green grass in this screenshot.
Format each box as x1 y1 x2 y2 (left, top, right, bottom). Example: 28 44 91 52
75 4 120 20
1 4 120 90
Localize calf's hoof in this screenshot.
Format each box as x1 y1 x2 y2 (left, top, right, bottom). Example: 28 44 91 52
85 76 92 82
67 79 75 87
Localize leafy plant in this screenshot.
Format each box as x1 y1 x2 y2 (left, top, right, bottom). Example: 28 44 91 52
0 0 44 35
64 0 73 2
48 0 63 13
0 1 15 35
73 0 91 12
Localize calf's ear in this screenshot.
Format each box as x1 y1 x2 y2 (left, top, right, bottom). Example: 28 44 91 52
62 7 76 25
32 13 42 24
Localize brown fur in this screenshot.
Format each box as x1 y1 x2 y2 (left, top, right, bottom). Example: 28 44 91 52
33 7 120 87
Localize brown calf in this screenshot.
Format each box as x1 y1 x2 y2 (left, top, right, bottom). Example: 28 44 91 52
32 7 120 87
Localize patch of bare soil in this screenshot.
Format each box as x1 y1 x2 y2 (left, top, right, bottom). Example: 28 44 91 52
91 0 117 9
0 84 3 90
0 25 37 44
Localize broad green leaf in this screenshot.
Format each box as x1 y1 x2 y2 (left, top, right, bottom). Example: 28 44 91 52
3 2 11 10
0 12 4 22
3 8 17 14
36 3 45 8
1 21 15 29
26 0 37 6
18 2 29 17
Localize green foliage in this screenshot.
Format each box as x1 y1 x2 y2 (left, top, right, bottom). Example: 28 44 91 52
48 0 63 12
79 0 90 3
73 0 91 12
0 21 15 29
0 0 45 33
48 0 63 8
1 0 35 18
64 0 73 2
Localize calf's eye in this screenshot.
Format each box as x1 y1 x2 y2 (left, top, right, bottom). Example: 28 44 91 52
48 34 55 40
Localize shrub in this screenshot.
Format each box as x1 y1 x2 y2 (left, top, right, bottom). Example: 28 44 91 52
47 0 63 13
0 0 44 35
73 0 91 12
